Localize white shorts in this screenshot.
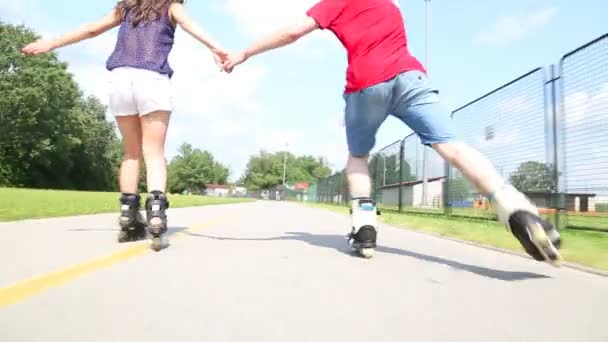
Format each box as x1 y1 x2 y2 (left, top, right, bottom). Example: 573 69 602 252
108 67 174 116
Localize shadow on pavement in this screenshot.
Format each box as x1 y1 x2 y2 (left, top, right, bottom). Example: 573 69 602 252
185 231 550 282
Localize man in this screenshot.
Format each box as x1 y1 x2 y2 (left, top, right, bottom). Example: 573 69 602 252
223 0 562 264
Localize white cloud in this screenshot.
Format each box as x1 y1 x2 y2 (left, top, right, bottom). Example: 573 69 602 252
219 0 317 37
563 82 608 124
216 0 335 58
474 5 559 47
527 6 560 26
4 1 347 180
495 96 533 116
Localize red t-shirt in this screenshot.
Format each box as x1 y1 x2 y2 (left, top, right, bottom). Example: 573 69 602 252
306 0 425 93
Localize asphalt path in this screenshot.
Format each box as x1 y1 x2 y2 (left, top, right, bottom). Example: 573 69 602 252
1 201 606 342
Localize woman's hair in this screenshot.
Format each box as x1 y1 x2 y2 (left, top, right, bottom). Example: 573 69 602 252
115 0 184 27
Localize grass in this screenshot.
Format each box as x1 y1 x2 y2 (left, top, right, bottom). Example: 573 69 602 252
303 202 608 271
0 188 254 222
565 214 608 231
380 205 608 231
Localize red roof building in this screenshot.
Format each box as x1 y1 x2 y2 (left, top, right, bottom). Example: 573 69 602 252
294 182 309 191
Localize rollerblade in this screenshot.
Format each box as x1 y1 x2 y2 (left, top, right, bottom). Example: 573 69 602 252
491 185 562 266
117 193 147 243
145 190 170 251
348 198 380 258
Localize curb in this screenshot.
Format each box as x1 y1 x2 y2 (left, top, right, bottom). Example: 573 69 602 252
391 224 608 278
306 204 608 278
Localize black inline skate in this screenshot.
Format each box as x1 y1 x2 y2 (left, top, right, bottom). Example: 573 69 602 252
492 184 562 266
145 190 170 251
117 193 147 243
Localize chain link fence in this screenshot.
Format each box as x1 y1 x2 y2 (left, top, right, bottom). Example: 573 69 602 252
316 170 348 205
559 33 608 231
369 140 401 210
309 32 607 232
449 67 549 220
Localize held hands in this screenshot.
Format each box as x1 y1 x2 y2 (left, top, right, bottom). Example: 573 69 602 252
211 48 248 74
221 51 248 74
212 48 230 70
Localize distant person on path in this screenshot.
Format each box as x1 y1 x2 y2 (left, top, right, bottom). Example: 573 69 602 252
22 0 228 250
221 0 562 263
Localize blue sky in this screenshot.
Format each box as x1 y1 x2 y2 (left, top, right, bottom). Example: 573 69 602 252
0 0 606 182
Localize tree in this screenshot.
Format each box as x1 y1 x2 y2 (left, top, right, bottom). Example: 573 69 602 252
0 22 120 190
241 151 331 190
509 161 558 193
167 143 229 194
64 96 122 191
448 176 474 201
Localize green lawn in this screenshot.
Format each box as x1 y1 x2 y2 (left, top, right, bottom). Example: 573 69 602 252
380 204 608 231
565 214 608 231
0 188 254 222
303 202 608 271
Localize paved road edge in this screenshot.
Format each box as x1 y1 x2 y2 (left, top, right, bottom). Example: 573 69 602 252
300 203 608 278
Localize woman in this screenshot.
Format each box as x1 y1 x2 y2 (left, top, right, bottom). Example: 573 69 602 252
22 0 228 250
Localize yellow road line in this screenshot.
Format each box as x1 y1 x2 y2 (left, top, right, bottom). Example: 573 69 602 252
0 217 229 308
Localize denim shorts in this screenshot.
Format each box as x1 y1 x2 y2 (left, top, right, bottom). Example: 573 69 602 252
343 70 458 156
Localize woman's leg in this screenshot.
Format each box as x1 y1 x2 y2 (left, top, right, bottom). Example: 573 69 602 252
139 110 171 250
115 115 146 242
116 115 143 193
140 111 170 193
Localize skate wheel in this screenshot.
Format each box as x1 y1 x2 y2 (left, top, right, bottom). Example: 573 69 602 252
117 231 129 243
529 222 562 267
359 248 375 259
151 236 169 251
151 237 162 251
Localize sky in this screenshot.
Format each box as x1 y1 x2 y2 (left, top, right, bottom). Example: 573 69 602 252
0 0 606 183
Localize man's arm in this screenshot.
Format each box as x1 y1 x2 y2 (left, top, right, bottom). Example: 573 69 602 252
223 16 319 72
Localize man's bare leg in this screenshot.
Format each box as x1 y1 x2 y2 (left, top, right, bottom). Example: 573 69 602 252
346 154 379 258
434 141 562 264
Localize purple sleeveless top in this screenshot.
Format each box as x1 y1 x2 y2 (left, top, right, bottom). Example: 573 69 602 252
106 3 176 77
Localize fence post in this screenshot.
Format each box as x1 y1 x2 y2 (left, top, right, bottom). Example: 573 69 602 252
342 170 348 206
398 139 405 212
370 155 377 202
444 160 451 216
330 178 334 204
554 60 570 230
421 147 428 208
548 64 560 230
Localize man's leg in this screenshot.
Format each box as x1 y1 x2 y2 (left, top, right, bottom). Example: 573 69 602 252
343 80 393 257
433 142 504 193
346 154 371 199
391 70 561 265
434 141 561 262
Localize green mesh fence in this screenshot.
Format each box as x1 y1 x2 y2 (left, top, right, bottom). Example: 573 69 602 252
309 33 607 232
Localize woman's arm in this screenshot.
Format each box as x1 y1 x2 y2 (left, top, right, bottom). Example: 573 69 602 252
22 9 121 55
169 3 226 53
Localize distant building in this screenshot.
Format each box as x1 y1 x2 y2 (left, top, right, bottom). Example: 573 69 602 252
525 192 596 212
380 177 445 209
232 186 247 197
205 184 231 197
292 182 310 201
205 184 248 197
294 182 309 191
